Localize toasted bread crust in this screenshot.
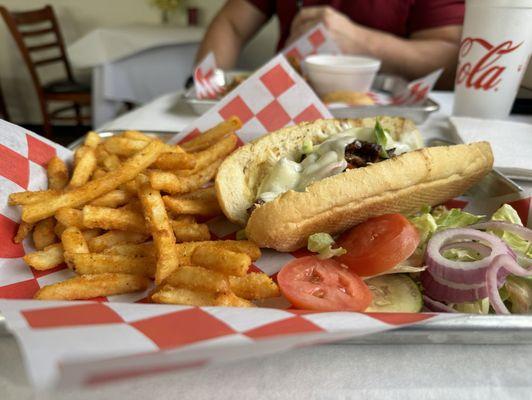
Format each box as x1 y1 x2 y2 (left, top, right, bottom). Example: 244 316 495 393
215 117 422 226
214 118 493 252
245 142 493 251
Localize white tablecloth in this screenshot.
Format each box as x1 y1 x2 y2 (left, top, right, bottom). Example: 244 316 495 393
2 92 532 399
67 25 204 128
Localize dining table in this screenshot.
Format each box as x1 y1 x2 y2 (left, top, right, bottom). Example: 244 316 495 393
1 90 531 399
67 24 204 128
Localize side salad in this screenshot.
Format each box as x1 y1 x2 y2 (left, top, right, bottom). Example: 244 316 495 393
276 204 532 314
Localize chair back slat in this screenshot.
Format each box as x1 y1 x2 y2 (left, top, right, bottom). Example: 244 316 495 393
20 27 55 37
27 42 59 53
0 5 75 94
33 56 64 67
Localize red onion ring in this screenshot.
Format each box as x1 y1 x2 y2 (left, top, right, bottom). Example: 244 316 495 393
425 229 510 284
422 295 458 313
470 221 532 242
440 242 492 258
487 254 532 314
421 270 504 303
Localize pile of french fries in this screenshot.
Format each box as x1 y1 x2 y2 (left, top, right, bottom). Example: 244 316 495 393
9 116 279 307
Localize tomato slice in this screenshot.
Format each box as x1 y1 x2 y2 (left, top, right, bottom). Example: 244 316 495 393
336 213 420 277
277 256 372 312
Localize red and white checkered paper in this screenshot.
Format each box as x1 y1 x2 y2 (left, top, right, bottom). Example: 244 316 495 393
0 57 529 388
282 22 341 62
193 52 224 100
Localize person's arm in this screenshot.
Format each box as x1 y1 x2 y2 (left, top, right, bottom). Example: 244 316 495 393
287 7 462 89
361 26 462 89
195 0 269 69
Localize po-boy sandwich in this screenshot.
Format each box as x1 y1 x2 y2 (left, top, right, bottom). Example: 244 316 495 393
215 117 493 252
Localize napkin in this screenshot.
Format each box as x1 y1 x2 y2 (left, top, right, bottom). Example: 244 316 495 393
450 117 532 181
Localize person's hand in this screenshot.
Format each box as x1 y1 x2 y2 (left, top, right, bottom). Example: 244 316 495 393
286 6 370 55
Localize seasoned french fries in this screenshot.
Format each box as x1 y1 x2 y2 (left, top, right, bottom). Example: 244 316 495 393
13 221 33 243
9 118 278 307
175 240 261 265
229 273 280 300
152 152 196 170
61 227 89 254
103 137 149 156
22 140 166 223
89 189 131 208
70 253 155 277
149 158 222 194
101 154 121 172
180 116 242 152
214 291 255 308
192 245 251 277
137 174 178 284
103 242 155 257
61 226 89 267
33 217 56 250
69 145 97 188
47 156 69 190
87 230 148 253
151 285 217 306
164 194 222 217
55 208 84 229
122 130 152 141
9 189 59 206
23 243 64 270
84 131 101 148
34 273 150 300
163 266 229 293
170 219 211 242
82 205 146 233
176 134 237 177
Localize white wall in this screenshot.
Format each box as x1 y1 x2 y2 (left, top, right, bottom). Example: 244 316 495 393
0 0 277 124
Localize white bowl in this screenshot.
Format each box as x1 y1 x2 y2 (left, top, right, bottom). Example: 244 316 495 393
303 55 381 96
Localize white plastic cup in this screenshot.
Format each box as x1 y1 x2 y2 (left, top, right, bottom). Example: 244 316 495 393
453 0 532 119
303 55 381 96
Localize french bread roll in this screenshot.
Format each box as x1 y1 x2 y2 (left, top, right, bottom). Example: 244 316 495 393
215 118 493 252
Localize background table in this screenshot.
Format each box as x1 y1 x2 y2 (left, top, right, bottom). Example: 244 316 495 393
67 25 204 128
2 91 532 399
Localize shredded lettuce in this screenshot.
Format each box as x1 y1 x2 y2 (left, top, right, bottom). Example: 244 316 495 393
307 233 346 259
373 120 392 159
442 248 484 262
433 208 484 229
492 204 522 225
489 204 532 260
408 206 484 265
452 298 490 314
301 139 313 155
504 276 532 314
409 213 438 244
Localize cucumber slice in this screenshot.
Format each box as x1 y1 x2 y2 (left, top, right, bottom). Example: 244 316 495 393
364 274 422 313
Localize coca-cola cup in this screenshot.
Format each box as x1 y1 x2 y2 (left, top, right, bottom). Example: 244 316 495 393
453 0 532 119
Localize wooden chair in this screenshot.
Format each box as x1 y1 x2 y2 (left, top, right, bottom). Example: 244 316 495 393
0 80 9 121
0 5 90 138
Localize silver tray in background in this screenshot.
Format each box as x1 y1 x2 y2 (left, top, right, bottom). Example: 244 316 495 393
182 73 440 124
0 133 528 343
329 74 440 124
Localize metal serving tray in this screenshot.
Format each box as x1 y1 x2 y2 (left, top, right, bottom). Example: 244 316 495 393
182 73 440 124
328 74 440 124
1 133 528 343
